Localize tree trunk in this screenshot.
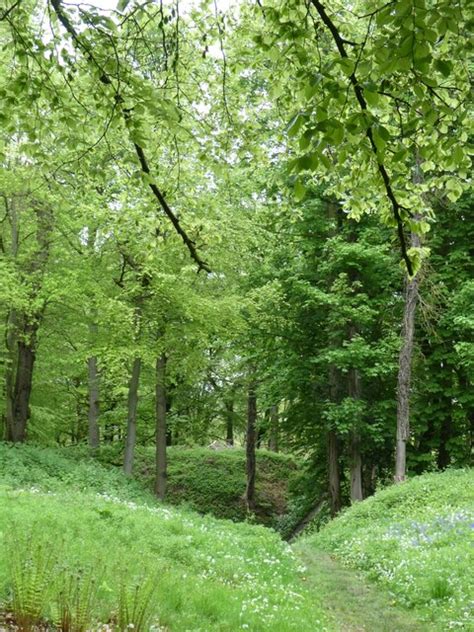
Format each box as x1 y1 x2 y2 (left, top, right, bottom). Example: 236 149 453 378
6 318 38 443
123 357 142 475
4 310 18 441
328 365 341 514
348 324 363 502
437 411 452 470
10 329 37 442
86 226 100 450
268 404 279 452
87 353 100 450
328 430 341 515
349 431 363 501
395 252 420 481
245 380 257 512
224 399 234 446
326 200 344 508
155 354 167 500
4 201 51 442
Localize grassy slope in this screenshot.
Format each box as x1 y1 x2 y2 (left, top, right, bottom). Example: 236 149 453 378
2 445 472 631
138 446 299 525
63 444 303 529
304 469 474 631
294 546 429 632
0 443 331 631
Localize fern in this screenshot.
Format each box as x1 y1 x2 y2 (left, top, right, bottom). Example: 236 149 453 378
55 566 100 632
117 573 159 632
8 541 55 630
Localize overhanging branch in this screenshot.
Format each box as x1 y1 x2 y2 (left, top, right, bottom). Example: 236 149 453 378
49 0 210 273
308 0 414 276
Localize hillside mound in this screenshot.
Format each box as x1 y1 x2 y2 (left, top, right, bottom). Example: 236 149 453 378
0 443 330 631
54 443 305 530
308 469 474 630
132 446 301 526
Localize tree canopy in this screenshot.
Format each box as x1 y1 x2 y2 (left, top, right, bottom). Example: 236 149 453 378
0 0 472 507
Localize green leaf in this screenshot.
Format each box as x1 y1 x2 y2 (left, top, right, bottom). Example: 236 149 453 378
294 180 306 202
299 129 313 151
378 125 391 142
339 58 355 77
287 113 306 138
435 59 452 77
328 121 344 145
399 34 414 57
364 90 379 107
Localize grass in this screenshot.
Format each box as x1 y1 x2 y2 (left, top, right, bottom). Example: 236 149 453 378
294 545 430 632
2 443 472 631
0 443 331 631
17 442 306 531
93 444 302 527
306 468 474 631
0 443 150 503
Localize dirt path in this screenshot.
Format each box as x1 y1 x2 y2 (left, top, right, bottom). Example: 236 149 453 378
294 542 433 632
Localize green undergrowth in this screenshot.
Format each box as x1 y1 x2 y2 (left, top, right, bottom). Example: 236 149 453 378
308 468 474 631
133 445 301 527
0 442 151 503
0 442 331 630
0 442 319 536
56 443 306 530
0 491 330 631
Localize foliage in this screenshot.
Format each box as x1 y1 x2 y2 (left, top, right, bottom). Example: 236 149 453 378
0 442 307 532
0 477 331 630
7 540 55 631
0 443 151 503
245 0 472 273
310 468 474 630
133 446 300 526
0 1 472 605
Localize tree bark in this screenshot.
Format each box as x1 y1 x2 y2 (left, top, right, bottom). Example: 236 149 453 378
328 365 341 514
4 310 18 441
5 320 40 443
326 200 343 511
328 430 341 515
395 249 420 482
348 363 363 502
87 352 100 450
347 314 363 501
224 399 234 446
349 431 363 501
86 227 100 450
245 380 257 512
123 356 142 475
4 200 51 442
155 354 167 500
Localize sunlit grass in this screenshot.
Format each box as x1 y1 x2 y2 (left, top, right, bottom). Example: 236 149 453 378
0 442 331 631
309 469 474 630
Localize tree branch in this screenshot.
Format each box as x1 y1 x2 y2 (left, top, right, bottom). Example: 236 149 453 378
0 0 22 21
49 0 210 273
308 0 414 276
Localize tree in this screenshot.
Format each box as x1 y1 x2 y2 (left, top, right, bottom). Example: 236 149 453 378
248 0 470 274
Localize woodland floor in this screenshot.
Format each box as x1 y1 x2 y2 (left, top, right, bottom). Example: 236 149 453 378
294 543 432 632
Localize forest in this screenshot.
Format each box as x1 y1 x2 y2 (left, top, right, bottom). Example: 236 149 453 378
0 0 472 631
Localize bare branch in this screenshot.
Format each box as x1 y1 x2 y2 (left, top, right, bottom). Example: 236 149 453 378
0 0 22 21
